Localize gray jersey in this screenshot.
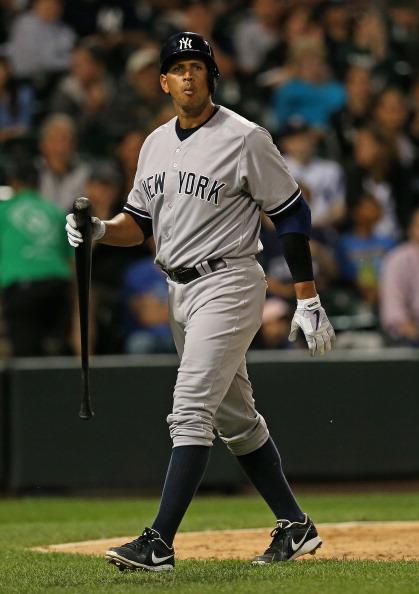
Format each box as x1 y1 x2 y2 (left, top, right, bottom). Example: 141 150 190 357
124 106 300 269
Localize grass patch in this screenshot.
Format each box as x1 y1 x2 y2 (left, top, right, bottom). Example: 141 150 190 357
1 492 419 593
1 554 419 594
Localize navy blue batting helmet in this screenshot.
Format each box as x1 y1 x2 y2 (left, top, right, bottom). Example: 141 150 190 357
160 32 220 94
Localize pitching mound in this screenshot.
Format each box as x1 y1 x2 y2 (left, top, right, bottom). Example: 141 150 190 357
35 521 419 561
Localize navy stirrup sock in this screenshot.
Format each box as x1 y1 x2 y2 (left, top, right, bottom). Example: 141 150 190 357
236 437 304 522
152 445 210 546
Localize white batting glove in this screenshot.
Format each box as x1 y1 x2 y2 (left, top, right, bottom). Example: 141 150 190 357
65 213 106 247
288 295 336 357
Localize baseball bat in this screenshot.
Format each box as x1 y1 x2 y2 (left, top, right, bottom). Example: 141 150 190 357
73 196 94 420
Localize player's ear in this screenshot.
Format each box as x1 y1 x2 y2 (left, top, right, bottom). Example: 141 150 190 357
160 74 170 95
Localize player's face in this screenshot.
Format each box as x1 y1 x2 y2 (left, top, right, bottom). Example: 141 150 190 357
160 58 211 114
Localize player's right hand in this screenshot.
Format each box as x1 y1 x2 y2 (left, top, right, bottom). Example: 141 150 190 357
65 213 106 247
66 213 83 247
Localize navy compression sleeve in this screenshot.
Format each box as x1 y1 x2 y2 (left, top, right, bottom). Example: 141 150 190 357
280 233 314 282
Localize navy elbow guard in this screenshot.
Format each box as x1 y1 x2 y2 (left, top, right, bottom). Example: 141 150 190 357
123 204 153 239
268 195 312 238
267 195 314 282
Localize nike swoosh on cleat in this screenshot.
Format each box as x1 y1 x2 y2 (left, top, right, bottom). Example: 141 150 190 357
151 551 174 564
291 527 311 551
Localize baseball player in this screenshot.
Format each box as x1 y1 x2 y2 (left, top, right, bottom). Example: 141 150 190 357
66 32 335 571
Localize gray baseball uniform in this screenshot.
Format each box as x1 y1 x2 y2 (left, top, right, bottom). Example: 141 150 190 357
123 106 301 453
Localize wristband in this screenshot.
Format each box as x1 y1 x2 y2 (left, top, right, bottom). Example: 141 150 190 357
296 295 320 310
94 218 106 240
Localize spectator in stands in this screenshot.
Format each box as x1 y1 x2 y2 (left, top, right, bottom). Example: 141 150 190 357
72 162 144 354
330 65 373 162
409 79 419 193
113 128 147 208
109 47 174 137
409 77 419 150
0 160 72 356
336 193 396 308
346 125 415 239
0 0 21 46
388 2 419 77
233 0 283 76
346 9 396 90
178 0 240 112
70 161 148 355
62 0 143 40
37 113 90 211
62 0 146 75
6 0 75 79
0 55 34 144
85 160 122 222
372 87 416 167
122 255 175 355
320 0 352 80
279 119 346 229
252 298 293 350
180 0 236 77
255 4 316 89
380 207 419 347
271 38 346 130
49 42 116 154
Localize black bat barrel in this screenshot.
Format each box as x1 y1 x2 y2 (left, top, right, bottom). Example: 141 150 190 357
73 197 94 420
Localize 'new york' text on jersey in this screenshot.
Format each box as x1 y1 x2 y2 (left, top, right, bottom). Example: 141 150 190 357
124 106 300 269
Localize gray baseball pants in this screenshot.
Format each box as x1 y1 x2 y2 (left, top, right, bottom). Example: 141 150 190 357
167 256 270 455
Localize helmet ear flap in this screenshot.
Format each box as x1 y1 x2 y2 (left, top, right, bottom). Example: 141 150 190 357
207 66 219 96
208 71 215 95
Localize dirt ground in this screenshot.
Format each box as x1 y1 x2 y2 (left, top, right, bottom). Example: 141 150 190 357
35 521 419 561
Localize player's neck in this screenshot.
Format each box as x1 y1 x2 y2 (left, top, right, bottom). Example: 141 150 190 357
175 101 215 130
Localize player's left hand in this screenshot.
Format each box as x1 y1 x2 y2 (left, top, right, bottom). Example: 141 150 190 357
288 295 335 356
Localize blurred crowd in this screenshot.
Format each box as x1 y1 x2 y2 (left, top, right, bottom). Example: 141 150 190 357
0 0 419 357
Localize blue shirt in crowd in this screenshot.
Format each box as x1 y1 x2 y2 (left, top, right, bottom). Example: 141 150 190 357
272 78 346 128
0 85 33 129
337 234 396 285
123 257 171 339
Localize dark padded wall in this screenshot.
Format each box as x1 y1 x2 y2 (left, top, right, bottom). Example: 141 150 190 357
7 357 244 491
247 357 419 478
5 351 419 491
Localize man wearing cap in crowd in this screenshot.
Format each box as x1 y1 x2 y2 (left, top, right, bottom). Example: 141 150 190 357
279 118 346 230
110 46 175 136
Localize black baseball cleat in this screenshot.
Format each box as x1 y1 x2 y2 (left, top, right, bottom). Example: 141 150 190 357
252 514 322 564
105 527 175 572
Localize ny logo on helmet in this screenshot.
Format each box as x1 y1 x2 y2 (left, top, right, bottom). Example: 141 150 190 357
179 37 192 50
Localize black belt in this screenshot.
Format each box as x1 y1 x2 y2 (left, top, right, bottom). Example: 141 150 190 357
161 258 227 284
